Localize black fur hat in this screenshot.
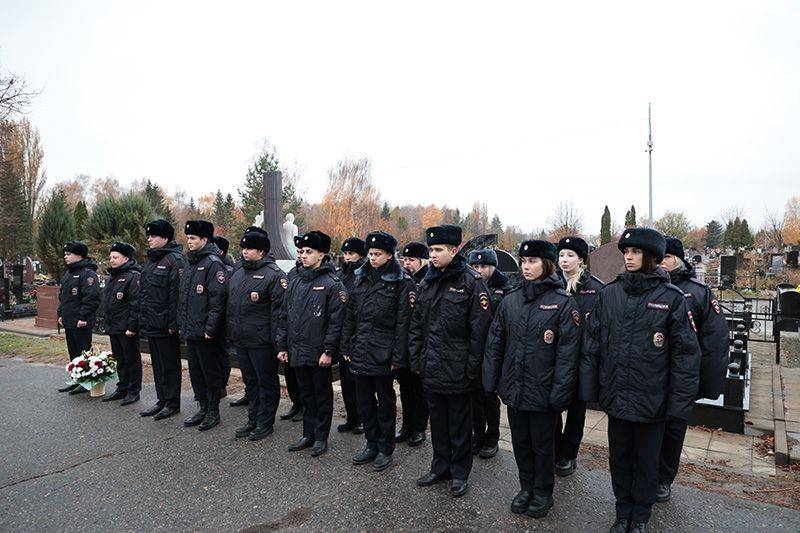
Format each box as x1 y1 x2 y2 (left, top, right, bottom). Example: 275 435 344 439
240 231 270 253
618 227 666 262
664 237 685 260
341 237 367 256
402 242 428 259
145 219 175 240
468 248 498 267
518 240 557 261
365 231 397 254
425 224 462 247
212 236 229 255
64 240 88 258
184 220 214 240
109 241 136 259
556 236 589 262
293 234 304 248
299 230 331 253
244 226 268 238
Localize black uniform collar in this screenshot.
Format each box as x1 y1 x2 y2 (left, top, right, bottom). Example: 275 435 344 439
618 267 670 295
67 257 98 272
487 268 509 289
242 255 276 271
412 264 428 283
355 257 404 284
187 242 221 265
147 241 182 261
107 259 138 277
299 256 336 281
341 257 367 276
667 260 696 284
522 272 562 301
423 254 467 285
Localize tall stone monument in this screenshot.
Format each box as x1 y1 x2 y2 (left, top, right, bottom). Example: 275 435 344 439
261 171 293 260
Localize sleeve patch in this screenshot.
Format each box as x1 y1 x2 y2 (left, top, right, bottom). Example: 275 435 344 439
688 311 697 333
479 292 490 311
87 276 95 286
339 290 348 303
280 278 288 290
408 291 417 308
571 309 581 326
216 271 225 284
711 299 721 315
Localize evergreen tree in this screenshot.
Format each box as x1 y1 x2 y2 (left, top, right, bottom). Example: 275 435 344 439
624 205 637 227
238 144 281 224
600 205 612 244
490 214 503 234
0 159 32 260
36 190 75 279
143 179 174 224
73 200 88 240
381 202 391 220
705 220 723 249
723 219 735 248
84 192 154 259
740 218 754 248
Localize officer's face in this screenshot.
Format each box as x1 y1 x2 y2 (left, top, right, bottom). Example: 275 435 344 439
521 257 543 280
108 251 128 268
368 248 392 269
402 257 422 273
242 248 265 261
147 235 168 249
624 247 644 271
343 251 362 263
186 235 207 251
559 249 583 274
429 245 457 269
471 263 495 280
300 247 325 269
63 252 81 265
661 254 681 272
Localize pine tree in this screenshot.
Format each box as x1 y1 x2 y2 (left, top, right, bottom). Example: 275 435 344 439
238 144 281 224
143 179 174 224
381 202 391 220
600 205 612 244
705 220 723 249
625 205 637 227
73 200 88 240
0 159 32 260
36 190 76 279
490 214 503 234
740 218 754 248
84 192 154 259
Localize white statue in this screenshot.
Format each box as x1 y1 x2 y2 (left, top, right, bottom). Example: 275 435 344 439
254 210 264 229
282 213 298 259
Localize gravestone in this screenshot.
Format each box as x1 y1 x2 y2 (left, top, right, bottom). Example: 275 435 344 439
261 171 292 260
787 250 799 269
720 255 737 287
589 242 624 284
769 253 784 276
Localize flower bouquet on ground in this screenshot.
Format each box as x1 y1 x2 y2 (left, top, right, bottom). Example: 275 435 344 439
65 347 118 397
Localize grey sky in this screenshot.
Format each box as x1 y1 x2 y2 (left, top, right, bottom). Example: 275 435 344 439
2 1 797 234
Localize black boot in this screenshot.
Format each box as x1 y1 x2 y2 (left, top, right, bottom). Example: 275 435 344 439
248 425 274 441
630 522 648 533
291 407 305 422
154 404 180 420
280 404 301 421
337 420 358 432
395 428 412 443
510 490 532 514
656 483 671 503
229 395 248 407
184 401 208 427
555 458 576 477
526 495 554 518
352 447 378 465
236 421 257 438
199 401 220 431
69 386 88 395
408 431 426 447
102 389 126 402
372 452 392 472
478 444 498 459
58 383 78 393
120 394 140 406
609 519 630 533
140 402 165 417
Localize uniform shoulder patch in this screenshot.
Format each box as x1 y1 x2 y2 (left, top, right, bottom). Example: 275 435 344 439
216 271 225 284
688 310 697 332
571 308 581 326
711 298 722 315
87 276 95 286
479 292 490 311
408 290 417 308
339 290 348 303
280 278 289 290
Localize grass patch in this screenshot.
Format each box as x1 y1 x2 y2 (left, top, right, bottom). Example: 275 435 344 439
0 333 67 359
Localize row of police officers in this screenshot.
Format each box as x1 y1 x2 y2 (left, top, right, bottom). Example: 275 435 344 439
56 219 728 533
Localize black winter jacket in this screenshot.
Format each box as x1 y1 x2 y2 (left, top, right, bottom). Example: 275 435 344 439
338 257 367 292
178 243 228 341
340 259 415 375
487 268 512 318
580 268 702 422
138 242 186 337
483 274 581 412
669 262 729 400
411 264 428 285
104 260 140 335
226 256 288 348
559 268 604 320
58 258 101 329
408 255 492 395
276 258 347 367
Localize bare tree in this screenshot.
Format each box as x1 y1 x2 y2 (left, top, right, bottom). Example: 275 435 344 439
0 118 47 219
762 208 784 249
547 202 583 240
720 206 745 226
0 70 39 120
318 156 381 247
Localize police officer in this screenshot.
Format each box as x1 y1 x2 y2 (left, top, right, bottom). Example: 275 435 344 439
656 237 728 503
466 248 509 460
178 220 229 431
484 240 581 518
278 236 305 423
395 241 430 446
581 228 701 533
212 235 235 403
101 241 142 405
409 225 492 497
277 230 347 457
57 240 101 394
212 236 236 270
554 236 604 477
226 229 288 441
138 220 186 420
341 231 415 472
336 237 368 433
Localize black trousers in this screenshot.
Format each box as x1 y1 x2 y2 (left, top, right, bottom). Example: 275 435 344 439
658 418 688 486
507 407 557 497
295 365 333 442
236 346 280 428
427 391 472 480
147 334 182 407
65 328 93 360
396 368 428 433
471 390 501 449
109 334 142 395
284 364 301 407
555 398 588 461
186 338 226 405
221 339 232 394
355 374 396 455
339 360 360 423
608 416 666 523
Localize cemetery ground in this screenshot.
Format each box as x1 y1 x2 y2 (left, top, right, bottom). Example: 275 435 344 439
1 331 800 531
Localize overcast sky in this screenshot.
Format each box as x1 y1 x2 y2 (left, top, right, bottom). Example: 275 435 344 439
2 1 797 234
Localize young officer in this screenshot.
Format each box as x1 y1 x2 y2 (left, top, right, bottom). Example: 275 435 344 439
484 240 581 518
101 241 142 405
581 228 701 533
395 241 430 446
278 235 306 423
656 237 728 502
341 231 415 472
409 225 492 498
226 229 288 441
178 220 229 431
276 230 347 457
57 240 101 394
467 248 510 460
138 220 186 420
554 236 604 476
336 237 368 433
